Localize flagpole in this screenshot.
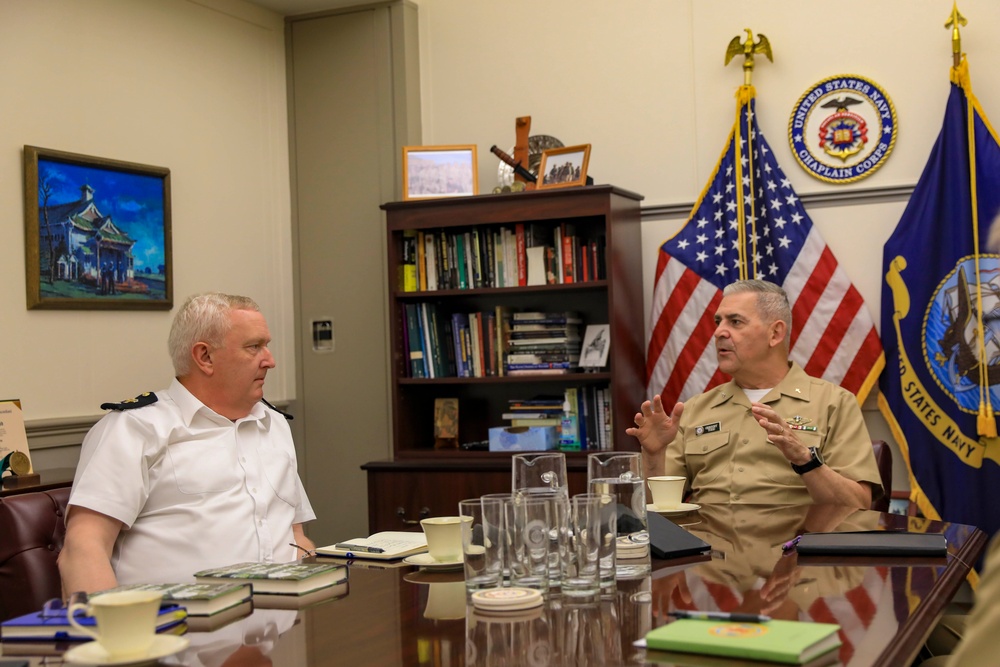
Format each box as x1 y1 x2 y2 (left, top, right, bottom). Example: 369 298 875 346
725 29 772 281
947 5 997 436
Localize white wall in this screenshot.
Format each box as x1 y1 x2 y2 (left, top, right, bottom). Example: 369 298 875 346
414 0 1000 490
0 0 294 431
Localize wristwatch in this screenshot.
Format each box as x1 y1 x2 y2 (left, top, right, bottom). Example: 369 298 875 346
791 447 824 475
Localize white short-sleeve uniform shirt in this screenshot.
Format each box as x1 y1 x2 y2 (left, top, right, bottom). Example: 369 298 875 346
69 379 316 584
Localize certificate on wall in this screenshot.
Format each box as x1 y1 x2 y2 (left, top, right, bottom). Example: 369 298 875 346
0 399 32 473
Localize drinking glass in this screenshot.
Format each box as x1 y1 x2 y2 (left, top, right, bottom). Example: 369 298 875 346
587 452 650 577
459 497 505 591
512 452 568 495
573 492 617 587
561 494 603 598
506 494 553 593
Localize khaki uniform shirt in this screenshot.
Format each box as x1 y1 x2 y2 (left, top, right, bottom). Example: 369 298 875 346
663 362 882 504
948 533 1000 666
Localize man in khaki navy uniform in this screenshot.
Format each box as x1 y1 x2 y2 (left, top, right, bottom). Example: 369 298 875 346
627 279 882 509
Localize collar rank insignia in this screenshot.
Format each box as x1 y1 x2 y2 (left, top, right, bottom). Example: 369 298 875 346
100 392 158 411
694 422 721 436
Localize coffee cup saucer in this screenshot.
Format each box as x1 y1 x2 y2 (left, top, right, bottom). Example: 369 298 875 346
63 635 189 666
403 553 464 571
646 502 701 515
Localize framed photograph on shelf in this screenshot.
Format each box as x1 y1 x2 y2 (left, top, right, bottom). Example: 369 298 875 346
537 144 591 190
579 324 611 369
402 145 479 201
23 145 172 311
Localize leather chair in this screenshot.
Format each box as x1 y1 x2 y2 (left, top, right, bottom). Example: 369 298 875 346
0 487 70 622
871 440 893 513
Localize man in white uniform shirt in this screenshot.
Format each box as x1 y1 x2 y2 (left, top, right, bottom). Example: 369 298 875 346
59 293 315 593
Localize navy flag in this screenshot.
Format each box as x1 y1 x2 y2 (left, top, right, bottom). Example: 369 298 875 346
880 57 1000 541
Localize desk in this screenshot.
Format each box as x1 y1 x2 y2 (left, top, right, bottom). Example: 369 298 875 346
3 504 986 666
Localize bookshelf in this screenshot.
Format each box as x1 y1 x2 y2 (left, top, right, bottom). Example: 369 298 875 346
363 185 645 531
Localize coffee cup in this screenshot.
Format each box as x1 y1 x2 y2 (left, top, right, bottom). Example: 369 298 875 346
647 475 686 509
420 516 471 562
67 589 164 659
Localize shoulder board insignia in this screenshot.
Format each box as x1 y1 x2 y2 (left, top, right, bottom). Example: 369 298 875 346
100 392 158 411
261 398 294 420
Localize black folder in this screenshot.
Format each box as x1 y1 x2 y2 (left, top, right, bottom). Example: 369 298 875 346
795 531 947 557
647 509 712 560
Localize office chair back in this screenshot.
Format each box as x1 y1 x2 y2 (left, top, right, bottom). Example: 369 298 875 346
871 440 893 513
0 487 70 622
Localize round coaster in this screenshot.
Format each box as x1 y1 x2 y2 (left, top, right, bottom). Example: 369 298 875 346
616 535 649 558
471 587 543 612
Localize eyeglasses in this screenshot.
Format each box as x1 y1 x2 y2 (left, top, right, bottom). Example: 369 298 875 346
40 591 88 618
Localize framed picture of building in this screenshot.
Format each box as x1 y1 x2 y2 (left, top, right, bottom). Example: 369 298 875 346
23 146 172 310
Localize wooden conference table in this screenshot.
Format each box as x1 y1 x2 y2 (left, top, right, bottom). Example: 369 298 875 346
6 503 986 667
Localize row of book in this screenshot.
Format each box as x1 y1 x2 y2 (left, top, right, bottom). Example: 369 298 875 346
504 385 613 451
404 306 583 378
399 223 607 292
0 562 348 642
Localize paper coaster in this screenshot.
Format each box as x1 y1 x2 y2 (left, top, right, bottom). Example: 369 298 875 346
471 587 543 612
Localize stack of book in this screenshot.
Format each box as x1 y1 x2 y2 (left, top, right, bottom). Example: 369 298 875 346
193 561 348 610
0 602 187 644
501 397 565 429
505 312 582 375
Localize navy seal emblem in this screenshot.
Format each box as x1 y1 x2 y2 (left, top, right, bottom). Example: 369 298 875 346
789 74 897 184
924 257 1000 413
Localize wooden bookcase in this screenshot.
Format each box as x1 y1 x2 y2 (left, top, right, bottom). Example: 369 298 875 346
363 185 645 532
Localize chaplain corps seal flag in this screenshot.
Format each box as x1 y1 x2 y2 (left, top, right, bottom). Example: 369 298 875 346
788 74 897 184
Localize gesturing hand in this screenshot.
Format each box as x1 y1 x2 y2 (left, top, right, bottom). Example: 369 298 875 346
626 395 684 456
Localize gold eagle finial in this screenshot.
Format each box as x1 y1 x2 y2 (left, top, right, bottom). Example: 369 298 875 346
725 28 773 86
945 2 967 67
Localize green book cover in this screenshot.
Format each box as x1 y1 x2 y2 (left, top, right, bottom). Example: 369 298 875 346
645 619 841 665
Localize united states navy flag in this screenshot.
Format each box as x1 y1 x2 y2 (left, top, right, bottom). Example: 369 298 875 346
880 57 1000 540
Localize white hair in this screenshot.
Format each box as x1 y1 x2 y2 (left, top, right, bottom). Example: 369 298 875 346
168 293 260 376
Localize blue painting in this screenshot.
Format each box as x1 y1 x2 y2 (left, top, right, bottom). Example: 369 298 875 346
24 146 171 310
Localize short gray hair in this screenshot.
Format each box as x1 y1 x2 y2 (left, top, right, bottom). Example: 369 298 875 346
168 293 260 376
723 280 792 342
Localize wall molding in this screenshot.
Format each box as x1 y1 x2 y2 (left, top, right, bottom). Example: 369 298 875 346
641 183 915 220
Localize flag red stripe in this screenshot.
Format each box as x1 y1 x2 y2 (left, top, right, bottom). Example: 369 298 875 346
645 263 702 380
802 285 864 377
840 327 882 393
789 246 837 349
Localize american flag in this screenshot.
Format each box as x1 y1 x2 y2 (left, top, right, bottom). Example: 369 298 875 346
645 87 884 407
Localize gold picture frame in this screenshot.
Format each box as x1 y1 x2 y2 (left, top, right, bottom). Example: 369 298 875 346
536 144 591 190
23 145 172 310
402 145 479 201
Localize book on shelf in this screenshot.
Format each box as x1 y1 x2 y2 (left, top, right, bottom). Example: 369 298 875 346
252 579 349 610
643 618 841 665
94 582 252 616
401 229 418 292
315 531 428 561
425 231 438 291
507 362 578 371
193 562 346 596
511 417 563 428
404 303 426 378
509 336 580 347
512 311 583 323
0 603 187 642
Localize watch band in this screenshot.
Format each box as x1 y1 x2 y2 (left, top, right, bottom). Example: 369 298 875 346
791 447 824 475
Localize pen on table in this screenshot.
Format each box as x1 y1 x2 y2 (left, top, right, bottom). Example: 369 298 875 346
669 610 771 623
289 542 317 557
781 535 802 552
334 543 385 554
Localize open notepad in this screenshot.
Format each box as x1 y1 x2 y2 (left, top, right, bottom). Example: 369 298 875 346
316 531 428 560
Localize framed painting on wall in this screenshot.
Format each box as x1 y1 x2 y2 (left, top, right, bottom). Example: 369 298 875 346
23 146 172 310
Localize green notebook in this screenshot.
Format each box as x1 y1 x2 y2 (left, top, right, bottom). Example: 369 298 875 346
644 619 841 665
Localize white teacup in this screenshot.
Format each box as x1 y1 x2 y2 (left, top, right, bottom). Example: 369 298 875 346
67 589 164 659
647 475 686 509
420 516 471 562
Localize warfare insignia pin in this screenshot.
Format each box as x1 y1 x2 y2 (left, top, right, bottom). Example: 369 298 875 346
787 415 811 426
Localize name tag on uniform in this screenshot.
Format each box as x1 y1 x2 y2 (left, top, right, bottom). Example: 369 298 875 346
694 422 721 436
